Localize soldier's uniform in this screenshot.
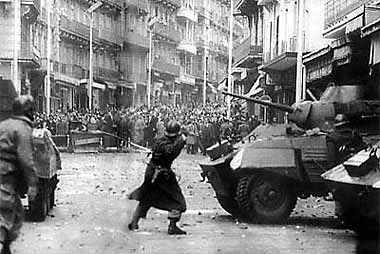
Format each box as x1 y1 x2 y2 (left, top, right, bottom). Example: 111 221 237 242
128 120 187 235
0 112 38 253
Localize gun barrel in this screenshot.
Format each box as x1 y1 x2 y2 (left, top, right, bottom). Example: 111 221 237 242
222 91 294 113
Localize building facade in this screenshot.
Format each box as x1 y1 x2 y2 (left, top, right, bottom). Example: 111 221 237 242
0 0 242 111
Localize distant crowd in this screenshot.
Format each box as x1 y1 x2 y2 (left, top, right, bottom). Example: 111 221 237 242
34 102 260 154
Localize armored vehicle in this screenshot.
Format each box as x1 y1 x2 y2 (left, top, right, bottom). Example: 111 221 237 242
200 85 380 223
322 143 380 236
0 79 61 221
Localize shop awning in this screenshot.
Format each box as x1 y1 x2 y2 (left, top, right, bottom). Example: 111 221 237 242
259 52 297 72
303 46 333 83
79 79 106 90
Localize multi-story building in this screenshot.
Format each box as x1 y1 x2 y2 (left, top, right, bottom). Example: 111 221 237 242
195 0 242 103
149 0 181 105
119 0 149 107
0 1 40 98
176 0 198 104
233 0 328 123
304 0 380 99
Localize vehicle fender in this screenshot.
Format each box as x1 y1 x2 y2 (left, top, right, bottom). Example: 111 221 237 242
199 155 236 197
235 147 305 180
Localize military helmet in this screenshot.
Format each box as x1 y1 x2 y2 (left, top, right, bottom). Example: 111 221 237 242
12 95 35 120
165 120 181 138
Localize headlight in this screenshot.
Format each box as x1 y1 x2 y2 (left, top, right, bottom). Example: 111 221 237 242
230 149 244 170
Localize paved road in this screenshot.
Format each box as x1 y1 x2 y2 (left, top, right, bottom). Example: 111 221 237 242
11 153 371 253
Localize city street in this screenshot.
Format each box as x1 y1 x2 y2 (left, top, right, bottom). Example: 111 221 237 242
10 152 370 254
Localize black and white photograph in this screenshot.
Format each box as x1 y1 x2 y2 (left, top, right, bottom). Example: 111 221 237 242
0 0 380 253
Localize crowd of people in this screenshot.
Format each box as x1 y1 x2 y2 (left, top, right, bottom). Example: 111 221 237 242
34 102 261 154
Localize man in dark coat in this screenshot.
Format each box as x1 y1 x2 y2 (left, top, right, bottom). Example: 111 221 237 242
0 95 38 254
128 120 187 235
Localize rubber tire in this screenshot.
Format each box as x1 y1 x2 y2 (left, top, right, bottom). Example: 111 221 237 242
216 194 241 218
236 174 297 223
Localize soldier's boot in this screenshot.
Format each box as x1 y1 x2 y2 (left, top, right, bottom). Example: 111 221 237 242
128 203 150 231
0 227 10 254
168 219 186 235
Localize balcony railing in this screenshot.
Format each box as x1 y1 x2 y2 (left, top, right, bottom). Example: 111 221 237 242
94 66 121 81
98 27 120 45
20 43 40 63
60 15 99 40
125 71 147 83
153 23 181 43
152 0 180 8
125 0 149 12
59 63 85 79
324 0 372 30
123 31 149 49
234 37 263 63
152 60 180 77
22 0 40 15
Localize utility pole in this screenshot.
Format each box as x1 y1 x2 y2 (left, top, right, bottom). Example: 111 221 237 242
296 0 304 103
148 29 153 108
13 0 20 94
203 1 208 106
46 0 52 114
87 1 102 111
227 0 234 119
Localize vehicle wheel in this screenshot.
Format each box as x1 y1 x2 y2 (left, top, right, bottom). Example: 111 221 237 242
216 194 241 218
236 174 296 223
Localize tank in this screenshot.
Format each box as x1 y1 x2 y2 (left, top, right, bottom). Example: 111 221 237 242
199 85 380 223
321 142 380 236
0 79 61 221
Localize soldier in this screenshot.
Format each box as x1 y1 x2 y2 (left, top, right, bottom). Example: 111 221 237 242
128 120 187 235
0 95 38 254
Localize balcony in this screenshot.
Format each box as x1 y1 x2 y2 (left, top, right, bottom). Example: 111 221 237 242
196 6 212 20
177 7 198 23
177 40 197 55
125 0 149 13
323 0 380 38
98 27 120 45
152 60 180 77
21 0 40 22
233 37 263 67
123 31 149 49
151 0 181 8
94 66 121 81
125 71 146 83
19 43 40 65
56 63 85 80
60 15 99 41
102 0 123 10
153 23 181 43
324 0 371 30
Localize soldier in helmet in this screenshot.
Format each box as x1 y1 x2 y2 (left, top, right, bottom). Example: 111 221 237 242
0 95 38 254
128 120 187 235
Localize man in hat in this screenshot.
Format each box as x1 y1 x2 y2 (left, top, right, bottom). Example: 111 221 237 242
128 120 187 235
0 95 38 254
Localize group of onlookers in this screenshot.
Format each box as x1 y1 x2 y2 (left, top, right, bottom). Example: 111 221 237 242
34 102 261 153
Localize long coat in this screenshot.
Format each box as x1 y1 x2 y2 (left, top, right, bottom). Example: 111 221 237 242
0 116 38 242
128 135 186 214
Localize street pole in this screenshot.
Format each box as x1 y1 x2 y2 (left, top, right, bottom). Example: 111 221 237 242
148 30 152 108
89 11 94 111
13 0 20 95
46 0 52 114
203 14 207 106
296 0 304 103
227 0 234 119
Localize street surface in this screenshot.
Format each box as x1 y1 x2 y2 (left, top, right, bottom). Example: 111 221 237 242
11 152 373 253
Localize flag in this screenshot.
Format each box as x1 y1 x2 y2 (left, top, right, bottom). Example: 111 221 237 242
217 78 227 92
244 73 264 97
207 82 219 94
147 16 159 30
